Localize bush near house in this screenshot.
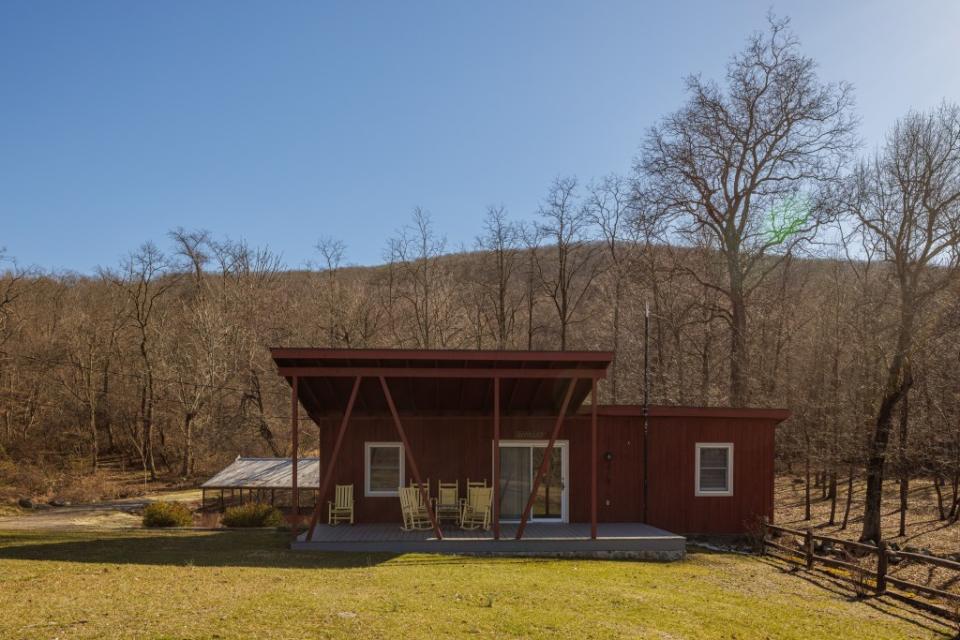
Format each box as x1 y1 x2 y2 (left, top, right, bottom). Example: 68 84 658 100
142 501 193 528
221 503 283 528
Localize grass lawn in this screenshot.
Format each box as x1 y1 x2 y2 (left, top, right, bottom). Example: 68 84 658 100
0 529 952 639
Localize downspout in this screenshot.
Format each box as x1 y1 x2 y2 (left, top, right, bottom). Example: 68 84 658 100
643 301 650 524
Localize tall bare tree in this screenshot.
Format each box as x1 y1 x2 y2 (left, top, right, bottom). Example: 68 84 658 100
586 175 635 401
475 205 524 349
106 243 178 480
847 103 960 543
386 208 460 348
530 177 604 350
637 15 857 405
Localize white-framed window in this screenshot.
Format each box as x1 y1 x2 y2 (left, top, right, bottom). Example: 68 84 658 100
695 443 734 497
364 442 404 497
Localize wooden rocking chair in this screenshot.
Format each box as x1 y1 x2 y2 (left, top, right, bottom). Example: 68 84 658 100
327 484 354 525
460 486 493 530
433 480 460 524
460 478 487 522
399 486 432 531
409 478 431 508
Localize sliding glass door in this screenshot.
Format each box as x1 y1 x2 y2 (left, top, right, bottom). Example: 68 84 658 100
496 441 568 522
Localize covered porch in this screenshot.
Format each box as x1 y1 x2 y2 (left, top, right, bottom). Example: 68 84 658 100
271 348 685 557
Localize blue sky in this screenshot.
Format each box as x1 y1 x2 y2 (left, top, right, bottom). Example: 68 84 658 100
2 1 958 273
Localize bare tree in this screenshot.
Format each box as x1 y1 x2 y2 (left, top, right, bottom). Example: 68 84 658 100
106 243 178 481
637 15 857 405
847 103 960 543
530 177 604 350
475 205 524 349
58 280 124 470
586 176 635 400
315 236 347 345
386 208 460 348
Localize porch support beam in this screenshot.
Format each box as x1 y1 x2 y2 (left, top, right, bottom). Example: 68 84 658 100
278 367 605 380
306 376 361 541
514 378 577 540
379 376 443 540
590 378 598 540
290 376 300 531
493 376 500 540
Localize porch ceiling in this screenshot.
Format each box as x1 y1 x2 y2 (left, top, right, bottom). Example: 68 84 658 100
270 348 613 417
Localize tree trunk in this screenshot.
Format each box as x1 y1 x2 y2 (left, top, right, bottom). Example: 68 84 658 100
841 466 855 530
827 472 838 525
897 386 910 537
933 476 945 521
180 412 193 478
139 337 158 481
804 434 812 521
88 398 99 472
609 274 621 403
728 265 749 407
860 317 914 544
949 471 959 521
526 255 536 350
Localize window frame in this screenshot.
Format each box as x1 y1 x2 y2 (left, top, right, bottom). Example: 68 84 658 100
364 441 405 497
695 442 734 497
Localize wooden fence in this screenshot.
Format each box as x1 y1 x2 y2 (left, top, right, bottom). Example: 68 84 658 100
762 522 960 619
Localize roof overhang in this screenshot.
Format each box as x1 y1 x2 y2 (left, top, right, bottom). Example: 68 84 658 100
271 348 614 417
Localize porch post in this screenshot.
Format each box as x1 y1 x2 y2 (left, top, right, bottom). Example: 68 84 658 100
590 377 598 540
291 376 299 526
306 376 362 541
493 376 501 540
379 376 443 540
515 378 577 540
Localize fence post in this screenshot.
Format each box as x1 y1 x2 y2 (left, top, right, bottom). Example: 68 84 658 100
876 541 888 594
804 529 814 569
760 517 767 556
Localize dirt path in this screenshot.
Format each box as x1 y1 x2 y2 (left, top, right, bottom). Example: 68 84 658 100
0 489 201 531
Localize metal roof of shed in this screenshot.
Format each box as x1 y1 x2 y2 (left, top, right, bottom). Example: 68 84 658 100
201 457 319 489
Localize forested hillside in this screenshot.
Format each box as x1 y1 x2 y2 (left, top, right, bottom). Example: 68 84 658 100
1 17 957 544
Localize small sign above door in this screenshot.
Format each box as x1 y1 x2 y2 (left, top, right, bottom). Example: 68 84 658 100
514 431 546 439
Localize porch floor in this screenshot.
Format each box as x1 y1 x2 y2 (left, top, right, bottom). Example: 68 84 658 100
292 522 686 560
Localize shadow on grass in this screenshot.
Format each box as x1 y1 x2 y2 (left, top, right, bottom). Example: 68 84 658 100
755 555 956 638
0 529 549 570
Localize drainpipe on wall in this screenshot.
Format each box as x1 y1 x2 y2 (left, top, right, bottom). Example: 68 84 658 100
643 301 650 524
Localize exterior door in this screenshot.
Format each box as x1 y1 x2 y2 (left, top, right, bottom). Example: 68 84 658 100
496 441 568 522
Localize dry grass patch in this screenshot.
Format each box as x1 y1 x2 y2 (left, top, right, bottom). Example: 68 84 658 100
775 476 959 555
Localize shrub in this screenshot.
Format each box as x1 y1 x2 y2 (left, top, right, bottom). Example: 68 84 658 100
142 501 193 528
221 503 284 528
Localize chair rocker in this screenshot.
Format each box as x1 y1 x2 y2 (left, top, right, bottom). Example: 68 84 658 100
327 484 354 526
399 486 432 531
433 480 460 524
460 486 493 530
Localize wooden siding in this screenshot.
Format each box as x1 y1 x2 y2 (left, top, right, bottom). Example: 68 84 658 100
315 414 644 524
312 412 776 534
646 416 776 534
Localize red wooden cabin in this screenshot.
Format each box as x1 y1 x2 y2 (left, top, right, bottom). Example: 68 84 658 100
271 348 788 554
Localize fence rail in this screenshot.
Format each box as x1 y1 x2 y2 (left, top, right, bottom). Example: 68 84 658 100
762 521 960 619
